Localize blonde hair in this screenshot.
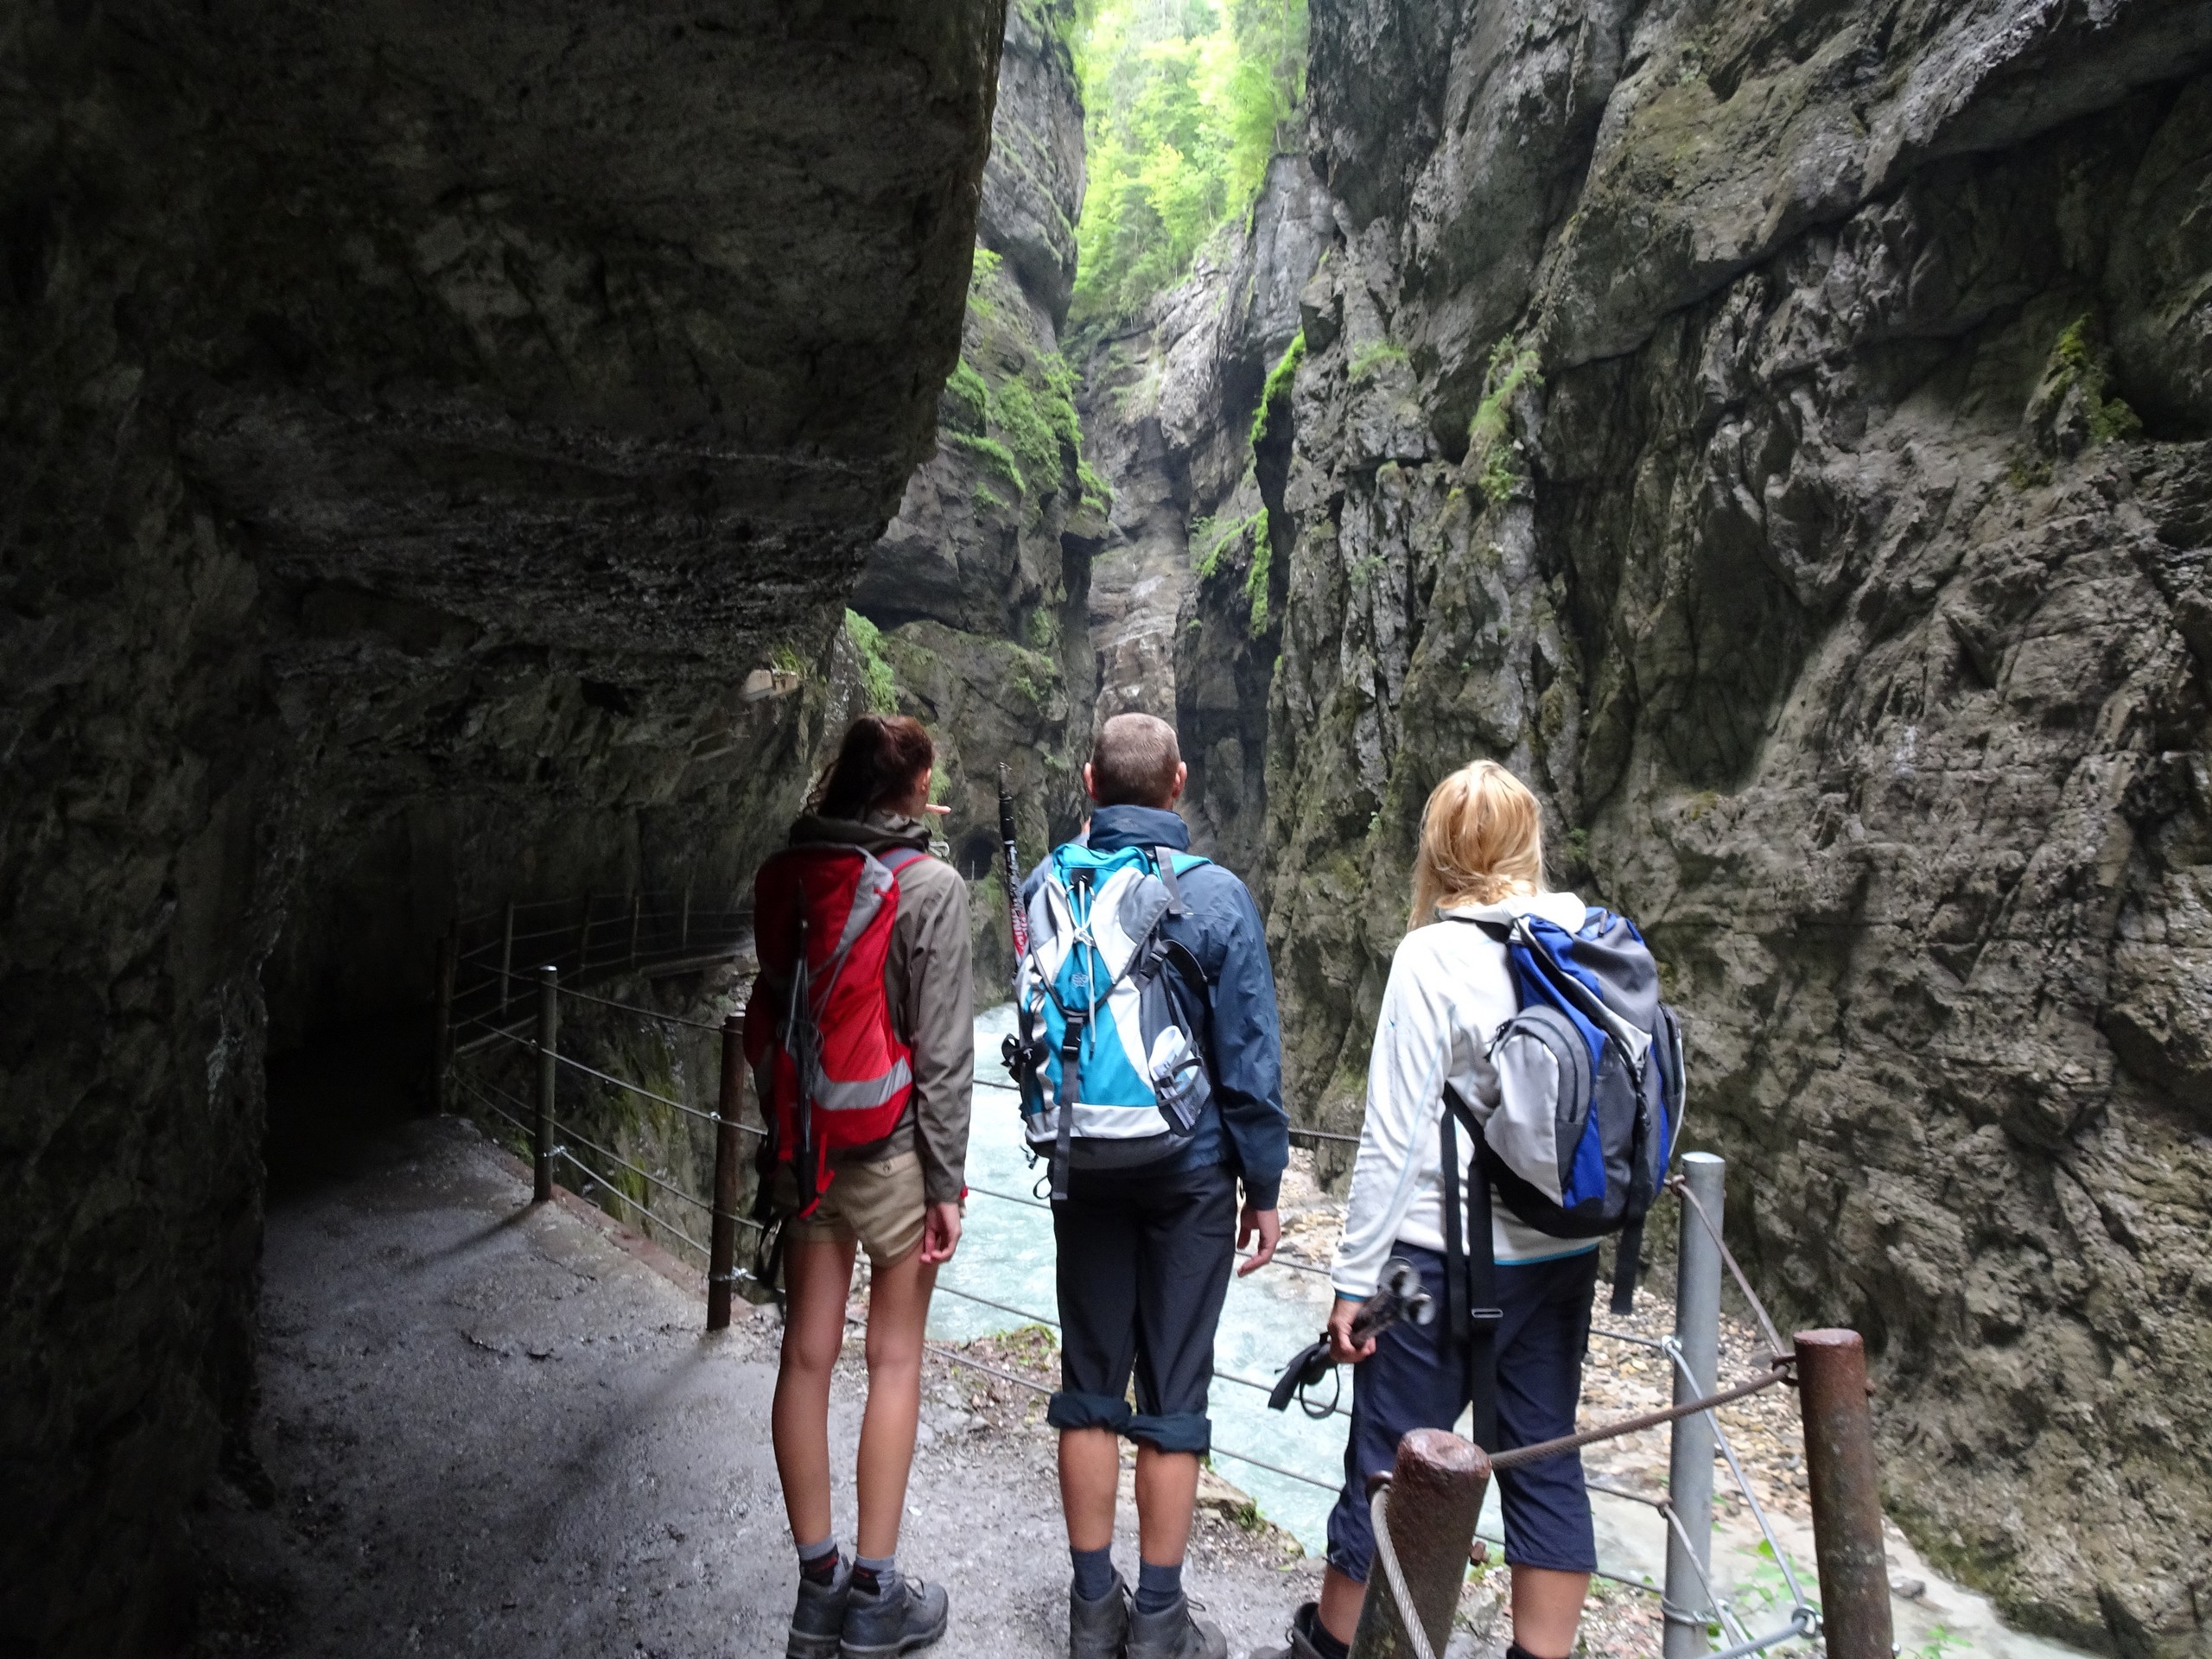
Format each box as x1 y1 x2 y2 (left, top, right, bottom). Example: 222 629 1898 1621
1408 760 1546 929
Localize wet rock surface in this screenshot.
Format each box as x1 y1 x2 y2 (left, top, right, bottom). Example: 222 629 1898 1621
1 3 1006 1650
1246 0 2212 1648
1077 154 1334 870
852 0 1101 996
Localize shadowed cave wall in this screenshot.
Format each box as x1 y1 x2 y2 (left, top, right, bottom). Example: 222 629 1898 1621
0 3 1006 1651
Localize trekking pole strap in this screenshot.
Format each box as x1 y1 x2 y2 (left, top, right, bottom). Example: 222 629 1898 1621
1441 1084 1504 1451
1609 1216 1643 1317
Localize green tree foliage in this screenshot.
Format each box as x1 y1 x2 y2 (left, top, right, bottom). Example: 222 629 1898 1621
843 611 899 715
1072 0 1306 328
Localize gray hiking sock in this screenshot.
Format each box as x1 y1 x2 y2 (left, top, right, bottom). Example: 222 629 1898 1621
851 1552 898 1599
1134 1556 1182 1615
796 1534 839 1586
1071 1544 1116 1601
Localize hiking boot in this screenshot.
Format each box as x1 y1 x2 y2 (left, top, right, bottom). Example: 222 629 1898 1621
786 1560 851 1659
1070 1572 1131 1659
1124 1592 1226 1659
840 1572 949 1658
1249 1601 1328 1659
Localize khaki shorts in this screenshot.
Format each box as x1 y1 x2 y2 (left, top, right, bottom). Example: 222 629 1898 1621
772 1148 926 1266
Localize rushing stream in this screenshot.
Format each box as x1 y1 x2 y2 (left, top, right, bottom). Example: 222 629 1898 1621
931 1010 2091 1659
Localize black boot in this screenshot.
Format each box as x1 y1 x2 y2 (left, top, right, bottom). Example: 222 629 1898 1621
1125 1591 1226 1659
839 1572 949 1658
1070 1571 1131 1659
1250 1601 1329 1659
786 1560 852 1659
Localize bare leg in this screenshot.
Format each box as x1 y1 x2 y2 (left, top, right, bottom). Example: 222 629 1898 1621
1133 1446 1198 1567
1058 1427 1121 1552
1317 1564 1366 1646
853 1243 938 1559
1510 1565 1591 1656
773 1237 859 1548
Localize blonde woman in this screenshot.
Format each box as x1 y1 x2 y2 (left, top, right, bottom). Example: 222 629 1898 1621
1259 761 1596 1659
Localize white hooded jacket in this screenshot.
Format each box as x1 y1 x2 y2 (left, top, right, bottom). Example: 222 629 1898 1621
1328 890 1598 1304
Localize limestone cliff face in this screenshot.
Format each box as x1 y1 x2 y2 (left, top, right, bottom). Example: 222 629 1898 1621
1075 156 1334 872
1250 0 2212 1647
0 3 1005 1652
855 0 1103 996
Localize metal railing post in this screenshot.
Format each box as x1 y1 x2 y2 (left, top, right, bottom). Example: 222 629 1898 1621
680 884 691 953
1797 1329 1892 1659
534 965 558 1203
499 899 516 1019
707 1010 747 1331
432 926 457 1113
627 890 641 968
1349 1429 1490 1659
1663 1151 1726 1659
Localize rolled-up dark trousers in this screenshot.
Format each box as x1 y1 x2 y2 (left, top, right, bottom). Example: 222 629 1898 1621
1046 1160 1237 1454
1325 1242 1599 1580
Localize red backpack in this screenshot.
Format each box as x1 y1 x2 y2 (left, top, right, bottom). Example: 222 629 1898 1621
745 842 928 1216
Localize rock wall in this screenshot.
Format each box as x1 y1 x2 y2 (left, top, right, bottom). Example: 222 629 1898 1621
1249 0 2212 1648
0 3 1006 1652
1076 155 1334 871
855 0 1104 997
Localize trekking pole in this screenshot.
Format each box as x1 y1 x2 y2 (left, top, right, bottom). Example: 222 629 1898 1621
1662 1152 1725 1659
997 764 1029 960
1797 1330 1892 1659
707 1010 746 1332
1350 1429 1490 1659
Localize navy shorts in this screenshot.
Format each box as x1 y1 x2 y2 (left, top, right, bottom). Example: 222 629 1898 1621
1325 1243 1599 1579
1046 1161 1238 1455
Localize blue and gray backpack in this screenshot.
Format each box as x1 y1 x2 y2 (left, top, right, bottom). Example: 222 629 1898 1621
1002 843 1214 1199
1444 905 1687 1442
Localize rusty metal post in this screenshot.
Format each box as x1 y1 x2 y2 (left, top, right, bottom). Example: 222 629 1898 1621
1663 1151 1726 1659
498 899 516 1019
1349 1429 1490 1659
534 965 558 1203
707 1010 747 1330
628 889 641 968
1797 1330 1892 1659
431 926 457 1113
680 884 692 953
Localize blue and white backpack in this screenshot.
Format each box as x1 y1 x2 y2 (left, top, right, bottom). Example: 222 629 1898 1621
1003 843 1214 1199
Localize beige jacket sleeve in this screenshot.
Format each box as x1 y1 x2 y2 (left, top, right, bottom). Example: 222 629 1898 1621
886 854 974 1204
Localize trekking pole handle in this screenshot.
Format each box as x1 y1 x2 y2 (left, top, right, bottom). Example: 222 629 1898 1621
1268 1256 1434 1411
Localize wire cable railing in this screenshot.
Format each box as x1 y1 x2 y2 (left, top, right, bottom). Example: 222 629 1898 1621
436 926 1878 1659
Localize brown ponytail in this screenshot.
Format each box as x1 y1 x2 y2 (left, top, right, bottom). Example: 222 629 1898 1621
807 715 935 821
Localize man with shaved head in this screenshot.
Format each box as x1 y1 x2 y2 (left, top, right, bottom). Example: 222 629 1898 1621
1020 712 1287 1659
